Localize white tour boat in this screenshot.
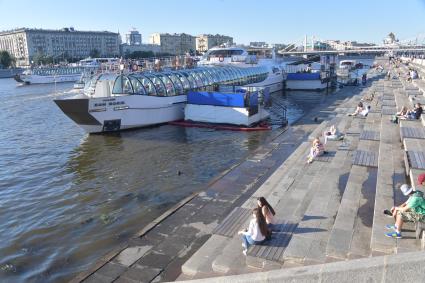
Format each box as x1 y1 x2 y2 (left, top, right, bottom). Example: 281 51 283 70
54 65 270 133
198 46 286 93
14 66 87 84
284 55 337 91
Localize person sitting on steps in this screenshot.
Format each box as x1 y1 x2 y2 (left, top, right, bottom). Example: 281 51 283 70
257 197 276 228
385 180 425 239
307 138 325 164
238 208 268 255
347 102 364 116
396 106 408 117
400 103 423 120
323 125 344 144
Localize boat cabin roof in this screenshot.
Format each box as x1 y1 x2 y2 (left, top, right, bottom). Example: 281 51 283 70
85 66 268 97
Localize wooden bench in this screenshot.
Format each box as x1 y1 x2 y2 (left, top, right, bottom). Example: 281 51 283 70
246 220 297 262
400 127 425 139
405 151 425 170
352 150 378 167
212 207 251 237
360 130 380 141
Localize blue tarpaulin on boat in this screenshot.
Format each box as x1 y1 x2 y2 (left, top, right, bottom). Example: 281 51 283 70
187 91 246 107
287 73 321 80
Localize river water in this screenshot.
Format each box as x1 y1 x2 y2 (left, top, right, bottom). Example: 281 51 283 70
0 59 372 283
0 78 308 283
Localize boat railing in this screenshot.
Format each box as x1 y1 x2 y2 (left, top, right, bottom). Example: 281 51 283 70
268 98 288 126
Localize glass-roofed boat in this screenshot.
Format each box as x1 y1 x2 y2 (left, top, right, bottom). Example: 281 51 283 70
54 65 269 133
198 46 286 92
14 66 97 85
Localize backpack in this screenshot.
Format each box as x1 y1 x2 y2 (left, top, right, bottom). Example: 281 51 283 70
391 115 398 124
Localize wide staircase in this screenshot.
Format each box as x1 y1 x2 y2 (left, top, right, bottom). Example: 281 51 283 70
178 62 425 281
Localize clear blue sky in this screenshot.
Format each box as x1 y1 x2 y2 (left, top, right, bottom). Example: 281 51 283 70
0 0 424 44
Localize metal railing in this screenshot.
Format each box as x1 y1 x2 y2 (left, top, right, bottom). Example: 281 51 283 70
267 98 288 126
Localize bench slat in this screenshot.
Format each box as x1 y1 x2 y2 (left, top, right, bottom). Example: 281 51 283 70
213 207 251 237
353 150 378 167
407 151 425 170
401 127 425 139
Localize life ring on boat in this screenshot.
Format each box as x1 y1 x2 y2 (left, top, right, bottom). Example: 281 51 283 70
219 56 224 62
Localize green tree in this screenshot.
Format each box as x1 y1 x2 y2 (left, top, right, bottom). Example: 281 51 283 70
89 49 100 58
32 51 54 65
0 51 15 68
127 51 155 59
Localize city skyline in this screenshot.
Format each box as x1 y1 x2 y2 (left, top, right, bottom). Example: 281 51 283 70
0 0 425 44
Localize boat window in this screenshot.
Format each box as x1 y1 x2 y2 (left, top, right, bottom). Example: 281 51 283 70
234 68 245 85
184 71 203 88
129 76 147 95
220 68 232 83
174 72 192 90
240 68 249 85
112 75 134 95
155 73 176 96
219 68 229 82
189 71 206 87
145 74 166 96
204 68 219 83
247 68 255 84
134 75 157 96
227 68 238 84
193 70 210 86
165 73 184 94
201 69 216 84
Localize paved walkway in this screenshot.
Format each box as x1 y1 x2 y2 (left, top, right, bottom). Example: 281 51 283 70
72 65 395 283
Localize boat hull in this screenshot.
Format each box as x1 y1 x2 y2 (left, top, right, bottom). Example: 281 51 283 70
185 104 270 126
55 95 186 133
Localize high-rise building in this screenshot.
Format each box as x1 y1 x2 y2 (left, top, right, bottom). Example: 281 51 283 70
0 27 120 66
125 29 142 45
196 34 233 53
149 33 196 55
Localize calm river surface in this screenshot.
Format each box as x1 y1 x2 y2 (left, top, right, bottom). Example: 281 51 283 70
0 71 347 282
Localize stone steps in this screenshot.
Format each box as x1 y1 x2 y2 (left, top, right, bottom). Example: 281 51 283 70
190 95 367 277
211 152 329 273
180 139 315 278
370 78 421 256
281 117 357 265
179 73 425 281
370 91 401 255
325 83 385 260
